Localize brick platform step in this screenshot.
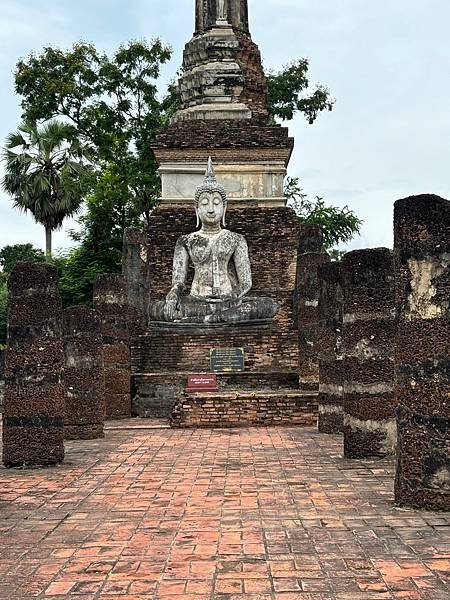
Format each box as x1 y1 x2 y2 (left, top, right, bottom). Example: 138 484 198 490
170 389 318 428
105 418 170 431
134 370 300 390
131 371 302 418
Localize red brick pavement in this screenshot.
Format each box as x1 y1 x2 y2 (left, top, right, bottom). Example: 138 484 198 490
0 423 449 599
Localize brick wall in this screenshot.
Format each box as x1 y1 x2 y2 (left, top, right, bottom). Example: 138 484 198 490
295 225 329 391
0 349 4 412
171 391 317 428
132 371 299 419
93 275 132 421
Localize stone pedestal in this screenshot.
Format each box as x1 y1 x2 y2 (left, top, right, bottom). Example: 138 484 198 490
2 263 65 467
342 249 396 458
317 261 344 434
63 306 105 440
93 275 131 421
394 194 450 510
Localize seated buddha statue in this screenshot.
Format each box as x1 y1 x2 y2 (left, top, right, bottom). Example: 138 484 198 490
150 159 279 324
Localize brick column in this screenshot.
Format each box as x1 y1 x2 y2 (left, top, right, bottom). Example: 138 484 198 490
2 263 65 467
342 249 396 458
317 261 344 433
296 225 330 391
122 228 149 336
394 194 450 510
63 306 105 439
93 275 131 421
0 349 5 413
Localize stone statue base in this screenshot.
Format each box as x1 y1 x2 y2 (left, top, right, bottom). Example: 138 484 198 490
149 295 279 324
215 19 231 28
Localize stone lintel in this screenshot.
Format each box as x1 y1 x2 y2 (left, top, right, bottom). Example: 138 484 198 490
158 160 287 205
172 103 252 123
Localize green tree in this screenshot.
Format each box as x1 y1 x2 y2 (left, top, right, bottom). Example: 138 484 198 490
285 177 362 255
15 40 172 225
53 166 144 307
2 121 91 257
0 243 45 273
267 59 334 123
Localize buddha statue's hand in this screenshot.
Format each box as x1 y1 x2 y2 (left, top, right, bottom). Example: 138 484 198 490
164 288 181 321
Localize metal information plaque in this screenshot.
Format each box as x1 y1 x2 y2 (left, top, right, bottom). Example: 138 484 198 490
210 348 245 373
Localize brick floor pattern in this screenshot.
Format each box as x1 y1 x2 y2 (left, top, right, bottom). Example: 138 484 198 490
0 424 449 599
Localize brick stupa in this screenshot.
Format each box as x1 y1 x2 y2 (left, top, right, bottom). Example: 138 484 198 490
129 0 318 425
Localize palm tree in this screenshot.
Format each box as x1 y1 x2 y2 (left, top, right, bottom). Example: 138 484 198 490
2 121 91 258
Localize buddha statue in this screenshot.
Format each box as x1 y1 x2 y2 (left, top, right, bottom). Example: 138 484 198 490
150 159 279 324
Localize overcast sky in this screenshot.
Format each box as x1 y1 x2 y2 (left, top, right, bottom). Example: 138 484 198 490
0 0 449 253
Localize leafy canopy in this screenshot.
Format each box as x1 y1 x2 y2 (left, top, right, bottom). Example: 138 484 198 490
267 59 334 123
15 39 173 223
0 243 45 273
285 177 362 254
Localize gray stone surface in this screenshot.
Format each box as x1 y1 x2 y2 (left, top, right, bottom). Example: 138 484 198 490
159 162 286 206
173 26 252 124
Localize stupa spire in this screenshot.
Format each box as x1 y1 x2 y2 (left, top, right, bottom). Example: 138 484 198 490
173 0 266 123
195 0 249 35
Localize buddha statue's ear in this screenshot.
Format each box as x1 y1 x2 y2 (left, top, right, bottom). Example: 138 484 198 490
222 204 227 228
195 207 200 228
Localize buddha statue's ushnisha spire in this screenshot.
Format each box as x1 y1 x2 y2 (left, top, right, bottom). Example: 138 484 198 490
194 158 227 207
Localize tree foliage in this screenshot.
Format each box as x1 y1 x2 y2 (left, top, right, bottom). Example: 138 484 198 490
285 177 362 254
15 39 173 224
54 166 144 307
267 59 334 123
13 39 174 303
0 243 45 273
2 120 91 256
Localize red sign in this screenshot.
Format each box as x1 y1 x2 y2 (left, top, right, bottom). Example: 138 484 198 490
186 374 219 393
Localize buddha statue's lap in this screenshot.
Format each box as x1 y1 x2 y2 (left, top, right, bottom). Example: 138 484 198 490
149 159 279 325
151 294 278 324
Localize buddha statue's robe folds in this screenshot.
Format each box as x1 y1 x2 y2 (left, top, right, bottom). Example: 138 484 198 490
149 159 279 325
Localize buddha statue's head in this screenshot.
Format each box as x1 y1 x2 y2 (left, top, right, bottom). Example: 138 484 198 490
194 158 227 228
